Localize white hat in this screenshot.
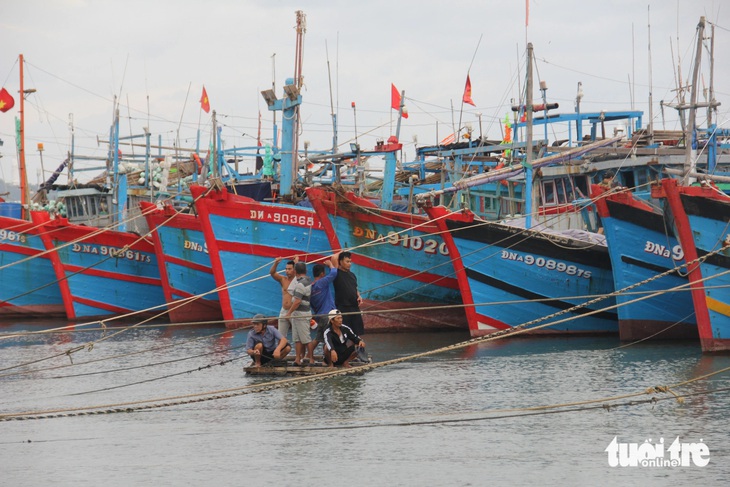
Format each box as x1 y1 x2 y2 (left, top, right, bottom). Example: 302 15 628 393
328 309 341 322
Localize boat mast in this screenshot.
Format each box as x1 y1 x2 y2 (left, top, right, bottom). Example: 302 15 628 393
647 6 654 141
18 54 30 220
292 10 306 186
684 16 705 184
524 43 535 229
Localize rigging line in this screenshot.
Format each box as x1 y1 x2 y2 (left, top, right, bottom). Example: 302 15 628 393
515 266 730 336
1 56 18 87
0 325 244 379
286 387 730 432
23 61 112 104
65 353 248 397
611 311 697 349
0 195 160 273
47 342 247 381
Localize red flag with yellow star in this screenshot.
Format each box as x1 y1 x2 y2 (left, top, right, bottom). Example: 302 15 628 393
0 87 15 113
200 86 210 113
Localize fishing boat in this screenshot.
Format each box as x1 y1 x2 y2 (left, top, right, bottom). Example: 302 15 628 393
31 208 166 320
0 214 65 318
141 201 222 323
652 178 730 352
28 107 172 321
191 184 330 327
591 184 698 340
423 202 617 336
0 55 65 319
307 184 465 331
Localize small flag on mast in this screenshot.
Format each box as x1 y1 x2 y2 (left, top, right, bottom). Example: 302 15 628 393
391 84 408 118
200 86 210 113
0 87 15 113
462 75 475 107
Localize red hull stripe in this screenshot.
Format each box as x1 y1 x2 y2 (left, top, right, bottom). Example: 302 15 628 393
63 265 161 286
354 253 459 289
72 296 132 314
215 240 327 262
0 243 45 257
164 255 213 274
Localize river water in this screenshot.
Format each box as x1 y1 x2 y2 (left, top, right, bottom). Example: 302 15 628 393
1 320 728 486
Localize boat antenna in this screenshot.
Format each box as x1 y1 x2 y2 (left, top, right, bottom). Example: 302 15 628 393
325 40 337 153
630 22 635 110
177 82 191 154
271 52 277 134
647 5 654 140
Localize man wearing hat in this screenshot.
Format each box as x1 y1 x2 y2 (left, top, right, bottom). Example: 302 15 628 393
246 314 291 367
323 309 366 368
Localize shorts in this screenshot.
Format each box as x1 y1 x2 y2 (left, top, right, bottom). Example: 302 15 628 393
290 310 312 344
277 307 292 337
260 349 276 365
329 345 355 366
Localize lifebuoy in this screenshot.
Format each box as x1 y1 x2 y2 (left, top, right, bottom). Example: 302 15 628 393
192 153 203 173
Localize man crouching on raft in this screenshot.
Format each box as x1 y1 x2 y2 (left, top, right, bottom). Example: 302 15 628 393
323 309 365 368
246 314 291 367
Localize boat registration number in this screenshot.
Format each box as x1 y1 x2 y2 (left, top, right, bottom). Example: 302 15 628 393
501 250 592 278
0 229 27 244
353 226 449 256
249 210 319 228
72 243 152 263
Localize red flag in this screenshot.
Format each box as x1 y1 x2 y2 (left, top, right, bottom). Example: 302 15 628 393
462 75 475 107
391 84 408 118
0 87 15 113
200 86 210 113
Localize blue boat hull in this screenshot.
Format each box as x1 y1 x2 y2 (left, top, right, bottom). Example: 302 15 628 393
428 205 618 336
306 187 466 331
598 194 697 340
32 212 167 321
142 203 222 323
0 216 65 318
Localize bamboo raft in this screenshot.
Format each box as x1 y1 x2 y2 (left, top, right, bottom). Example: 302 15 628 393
243 354 371 376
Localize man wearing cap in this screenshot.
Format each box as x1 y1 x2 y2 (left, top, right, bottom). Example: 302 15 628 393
323 309 366 368
246 314 291 367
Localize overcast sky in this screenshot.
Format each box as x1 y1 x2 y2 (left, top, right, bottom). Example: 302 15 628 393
1 0 728 189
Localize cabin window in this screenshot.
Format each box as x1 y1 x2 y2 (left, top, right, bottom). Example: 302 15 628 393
67 198 79 218
635 168 649 187
555 179 567 204
541 181 556 206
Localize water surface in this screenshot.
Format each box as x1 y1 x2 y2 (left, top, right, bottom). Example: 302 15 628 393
1 320 728 485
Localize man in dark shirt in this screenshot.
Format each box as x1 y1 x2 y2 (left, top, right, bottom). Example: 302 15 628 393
332 251 365 335
323 309 365 367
